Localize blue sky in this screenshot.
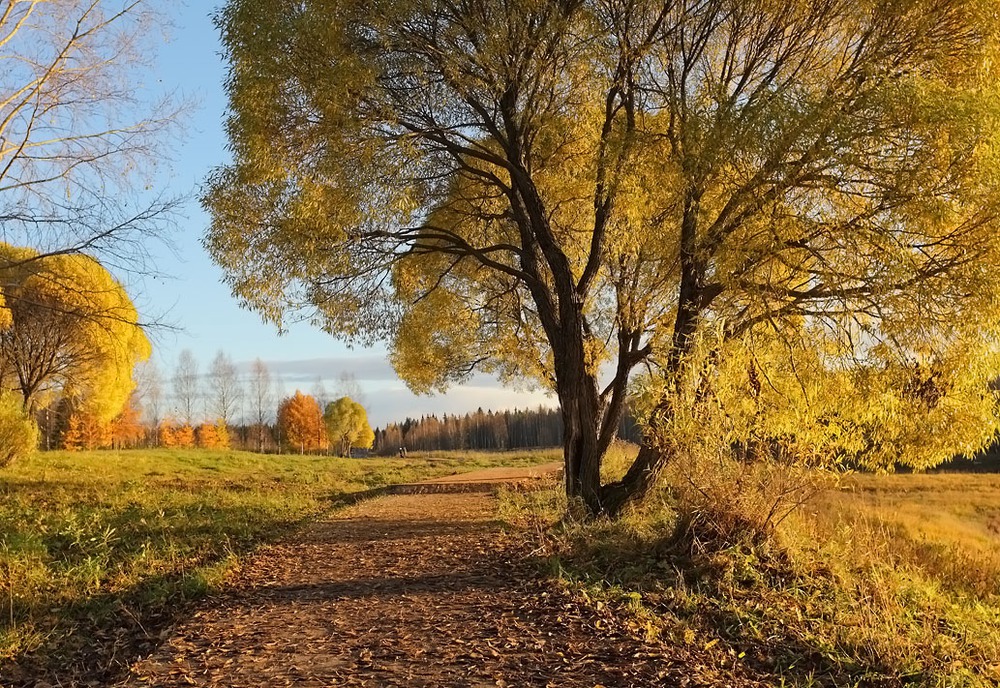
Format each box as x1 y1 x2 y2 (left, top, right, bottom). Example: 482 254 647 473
137 2 552 426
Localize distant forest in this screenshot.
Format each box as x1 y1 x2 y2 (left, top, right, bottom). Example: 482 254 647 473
373 405 643 455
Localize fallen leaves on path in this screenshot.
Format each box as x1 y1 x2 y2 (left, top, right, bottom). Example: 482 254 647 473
116 492 760 687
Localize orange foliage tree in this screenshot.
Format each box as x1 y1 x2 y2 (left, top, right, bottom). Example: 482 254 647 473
109 393 145 449
277 391 327 454
158 419 177 448
61 414 85 451
57 392 144 451
158 419 195 449
196 419 230 449
62 413 111 450
174 424 195 448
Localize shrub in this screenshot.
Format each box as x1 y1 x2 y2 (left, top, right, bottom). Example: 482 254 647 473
159 420 195 449
0 393 37 467
196 420 230 449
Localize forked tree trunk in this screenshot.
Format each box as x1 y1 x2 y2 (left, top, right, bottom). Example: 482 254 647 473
599 441 670 516
560 401 668 518
596 191 706 516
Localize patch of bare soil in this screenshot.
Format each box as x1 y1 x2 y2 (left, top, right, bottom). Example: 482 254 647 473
113 491 760 688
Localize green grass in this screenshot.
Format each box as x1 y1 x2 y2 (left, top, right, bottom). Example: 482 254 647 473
0 447 554 673
500 455 1000 687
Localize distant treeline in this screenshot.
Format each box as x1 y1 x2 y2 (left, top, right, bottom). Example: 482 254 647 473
373 405 643 455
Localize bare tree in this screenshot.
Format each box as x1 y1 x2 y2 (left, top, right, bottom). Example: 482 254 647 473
208 349 241 425
173 349 199 426
248 358 273 452
335 372 365 407
310 377 329 410
0 0 185 278
134 358 163 437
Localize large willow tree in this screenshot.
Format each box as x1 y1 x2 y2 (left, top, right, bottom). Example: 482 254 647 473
205 0 1000 515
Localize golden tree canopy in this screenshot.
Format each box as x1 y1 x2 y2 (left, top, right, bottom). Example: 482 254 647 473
324 396 375 457
277 391 327 453
206 0 1000 513
0 243 151 423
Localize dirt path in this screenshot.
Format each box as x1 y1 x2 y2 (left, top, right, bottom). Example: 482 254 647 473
119 472 743 687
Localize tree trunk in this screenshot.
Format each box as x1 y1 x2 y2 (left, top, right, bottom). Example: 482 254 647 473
551 305 608 516
575 191 705 517
560 389 604 514
599 440 670 516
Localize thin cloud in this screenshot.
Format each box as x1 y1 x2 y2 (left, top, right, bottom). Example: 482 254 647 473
237 355 399 382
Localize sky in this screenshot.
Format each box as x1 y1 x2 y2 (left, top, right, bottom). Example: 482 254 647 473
134 2 554 427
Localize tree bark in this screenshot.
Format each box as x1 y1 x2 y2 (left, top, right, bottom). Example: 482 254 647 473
550 299 606 514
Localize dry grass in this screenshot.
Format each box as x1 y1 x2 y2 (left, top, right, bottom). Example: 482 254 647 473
500 458 1000 687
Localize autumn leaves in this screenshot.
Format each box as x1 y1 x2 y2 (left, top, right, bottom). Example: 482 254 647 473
0 244 149 460
277 391 374 456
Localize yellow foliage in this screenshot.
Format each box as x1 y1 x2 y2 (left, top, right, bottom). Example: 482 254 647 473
323 397 374 456
62 412 112 451
196 420 230 449
0 243 150 424
634 323 1000 472
0 392 37 466
109 395 145 449
174 424 196 449
158 419 195 449
206 0 1000 508
0 291 11 331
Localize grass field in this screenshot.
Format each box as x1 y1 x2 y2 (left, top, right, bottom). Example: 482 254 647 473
501 450 1000 687
0 447 558 678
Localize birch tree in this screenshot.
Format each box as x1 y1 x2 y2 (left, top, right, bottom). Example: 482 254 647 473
135 358 163 430
172 349 199 426
208 349 241 425
248 357 273 452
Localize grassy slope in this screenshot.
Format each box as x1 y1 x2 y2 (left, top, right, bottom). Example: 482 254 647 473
501 462 1000 688
0 447 558 671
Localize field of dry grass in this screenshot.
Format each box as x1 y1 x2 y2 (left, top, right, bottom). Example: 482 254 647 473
803 472 1000 599
501 449 1000 687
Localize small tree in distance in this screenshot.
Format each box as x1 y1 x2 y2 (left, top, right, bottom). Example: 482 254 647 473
109 394 145 449
277 391 327 454
173 350 200 427
158 419 195 449
196 419 230 449
248 358 274 452
324 397 375 458
208 350 242 427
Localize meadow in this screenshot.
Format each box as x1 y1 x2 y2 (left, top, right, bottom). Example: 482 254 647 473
0 447 557 680
500 447 1000 687
5 444 998 687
